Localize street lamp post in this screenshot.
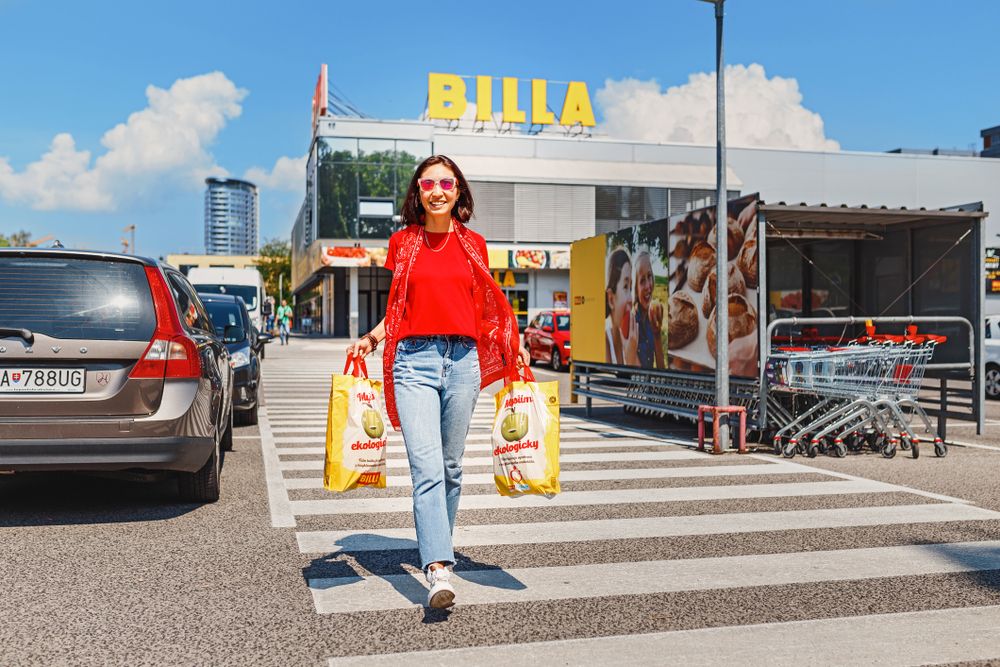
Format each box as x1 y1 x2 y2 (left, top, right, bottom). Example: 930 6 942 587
700 0 730 448
123 225 136 255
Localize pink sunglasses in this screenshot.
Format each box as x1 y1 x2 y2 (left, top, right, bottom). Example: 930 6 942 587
418 178 457 192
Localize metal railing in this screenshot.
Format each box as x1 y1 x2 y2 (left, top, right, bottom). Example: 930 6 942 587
570 315 981 439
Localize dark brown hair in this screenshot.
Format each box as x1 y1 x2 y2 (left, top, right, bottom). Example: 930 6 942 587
400 155 475 227
606 247 631 317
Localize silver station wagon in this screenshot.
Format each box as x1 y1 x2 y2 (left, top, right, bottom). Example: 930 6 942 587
0 249 233 502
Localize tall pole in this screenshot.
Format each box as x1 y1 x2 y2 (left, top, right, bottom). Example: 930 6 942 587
123 224 136 255
713 0 730 448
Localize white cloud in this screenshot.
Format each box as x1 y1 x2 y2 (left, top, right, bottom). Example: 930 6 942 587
596 63 840 151
244 154 308 192
0 71 247 211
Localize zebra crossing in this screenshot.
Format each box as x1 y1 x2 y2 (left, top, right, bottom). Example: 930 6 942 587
258 343 1000 665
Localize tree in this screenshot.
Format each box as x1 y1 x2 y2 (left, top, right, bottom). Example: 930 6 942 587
257 237 291 298
0 230 32 247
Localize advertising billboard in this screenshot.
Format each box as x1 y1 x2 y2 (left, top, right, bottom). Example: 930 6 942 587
571 194 761 378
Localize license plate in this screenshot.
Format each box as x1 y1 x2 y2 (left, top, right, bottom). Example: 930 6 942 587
0 368 86 393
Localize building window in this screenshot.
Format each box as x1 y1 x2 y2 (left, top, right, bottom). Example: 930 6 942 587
316 138 431 240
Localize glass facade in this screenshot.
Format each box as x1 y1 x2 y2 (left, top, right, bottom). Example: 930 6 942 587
316 138 432 239
595 185 740 235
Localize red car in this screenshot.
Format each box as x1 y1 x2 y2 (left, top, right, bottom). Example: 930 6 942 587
524 309 571 371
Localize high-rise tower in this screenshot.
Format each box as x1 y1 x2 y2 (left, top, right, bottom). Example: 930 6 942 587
204 177 259 255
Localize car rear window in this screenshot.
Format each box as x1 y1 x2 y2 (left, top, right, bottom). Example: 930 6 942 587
556 315 570 331
193 284 258 310
0 256 156 341
203 301 246 340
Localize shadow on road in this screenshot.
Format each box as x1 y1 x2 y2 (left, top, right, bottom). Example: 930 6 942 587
0 453 230 526
303 533 527 608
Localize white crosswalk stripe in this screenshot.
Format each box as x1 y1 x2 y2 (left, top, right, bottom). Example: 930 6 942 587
296 503 1000 553
326 606 1000 666
309 540 1000 613
279 449 707 472
257 343 1000 665
283 462 810 489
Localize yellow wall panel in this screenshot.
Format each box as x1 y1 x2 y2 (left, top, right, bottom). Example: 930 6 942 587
570 234 607 363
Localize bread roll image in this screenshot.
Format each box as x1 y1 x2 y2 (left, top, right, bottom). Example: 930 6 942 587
707 218 745 259
737 238 758 289
707 294 758 358
702 263 747 318
686 241 715 293
667 291 699 350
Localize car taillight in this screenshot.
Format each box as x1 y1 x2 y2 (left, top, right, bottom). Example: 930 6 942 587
129 267 203 380
165 335 201 378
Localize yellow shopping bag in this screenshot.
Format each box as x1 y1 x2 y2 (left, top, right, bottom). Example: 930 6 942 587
491 367 560 497
324 355 388 492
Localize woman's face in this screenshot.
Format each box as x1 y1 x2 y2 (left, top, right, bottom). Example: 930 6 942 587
418 163 459 219
607 261 632 322
636 256 654 308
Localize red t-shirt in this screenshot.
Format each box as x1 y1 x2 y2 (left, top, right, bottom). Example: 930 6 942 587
385 227 489 340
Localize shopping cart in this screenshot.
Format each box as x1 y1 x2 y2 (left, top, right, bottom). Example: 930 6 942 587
767 327 947 459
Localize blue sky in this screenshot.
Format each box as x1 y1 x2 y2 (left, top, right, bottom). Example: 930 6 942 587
1 0 997 258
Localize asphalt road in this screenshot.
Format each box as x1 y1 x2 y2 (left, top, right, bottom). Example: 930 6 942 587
2 336 1000 666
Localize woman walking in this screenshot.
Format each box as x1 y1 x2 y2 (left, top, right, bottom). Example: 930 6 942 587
346 155 528 609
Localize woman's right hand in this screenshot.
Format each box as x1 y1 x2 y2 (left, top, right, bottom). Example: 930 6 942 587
346 337 374 359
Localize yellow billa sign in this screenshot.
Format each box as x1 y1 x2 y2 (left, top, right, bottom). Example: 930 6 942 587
428 73 596 127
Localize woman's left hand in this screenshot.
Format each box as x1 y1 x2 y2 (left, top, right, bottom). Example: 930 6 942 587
517 344 530 369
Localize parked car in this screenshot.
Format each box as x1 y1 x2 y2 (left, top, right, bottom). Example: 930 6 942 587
985 315 1000 400
524 309 571 371
188 267 268 331
199 292 270 425
0 249 233 502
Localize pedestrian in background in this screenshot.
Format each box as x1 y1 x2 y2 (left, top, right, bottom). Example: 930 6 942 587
262 296 275 334
346 155 529 610
276 299 292 345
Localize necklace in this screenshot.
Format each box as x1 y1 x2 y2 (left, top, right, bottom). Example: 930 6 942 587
423 228 450 253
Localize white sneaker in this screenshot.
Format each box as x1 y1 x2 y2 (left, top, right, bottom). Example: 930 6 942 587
425 566 456 609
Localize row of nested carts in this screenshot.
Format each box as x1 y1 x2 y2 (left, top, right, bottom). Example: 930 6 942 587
766 324 949 460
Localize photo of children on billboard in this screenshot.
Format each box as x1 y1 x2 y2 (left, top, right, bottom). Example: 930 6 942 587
604 228 668 368
666 194 760 377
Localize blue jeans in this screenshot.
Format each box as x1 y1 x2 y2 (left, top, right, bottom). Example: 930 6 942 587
393 335 480 571
279 322 289 345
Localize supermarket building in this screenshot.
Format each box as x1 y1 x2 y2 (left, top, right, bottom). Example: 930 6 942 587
290 74 1000 337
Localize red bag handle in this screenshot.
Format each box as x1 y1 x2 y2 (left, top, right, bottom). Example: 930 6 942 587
343 354 369 378
505 364 536 385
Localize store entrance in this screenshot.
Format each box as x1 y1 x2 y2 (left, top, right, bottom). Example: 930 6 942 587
359 288 389 333
503 289 529 330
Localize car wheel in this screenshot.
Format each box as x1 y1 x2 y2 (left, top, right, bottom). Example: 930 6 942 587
220 409 234 451
178 439 220 503
986 364 1000 400
551 348 562 371
237 401 259 427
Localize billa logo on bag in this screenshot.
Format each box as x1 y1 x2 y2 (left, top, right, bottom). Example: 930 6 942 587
357 471 382 486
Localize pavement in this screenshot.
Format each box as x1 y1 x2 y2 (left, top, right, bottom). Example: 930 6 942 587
2 335 1000 666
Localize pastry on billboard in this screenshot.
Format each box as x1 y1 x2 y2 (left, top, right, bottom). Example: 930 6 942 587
696 211 713 239
737 238 758 288
514 249 547 269
702 263 747 318
707 294 758 358
707 218 745 258
667 291 699 350
686 241 715 292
